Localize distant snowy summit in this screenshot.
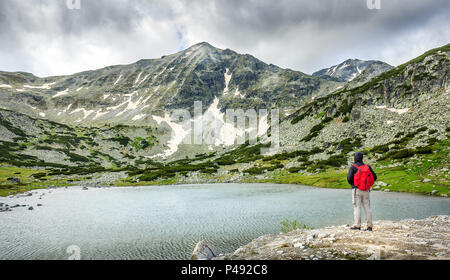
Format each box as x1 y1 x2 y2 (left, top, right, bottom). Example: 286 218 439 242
313 58 393 82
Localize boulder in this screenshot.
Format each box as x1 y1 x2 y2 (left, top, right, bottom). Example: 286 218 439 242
351 110 361 121
190 241 217 260
7 178 22 184
294 243 306 249
376 181 388 187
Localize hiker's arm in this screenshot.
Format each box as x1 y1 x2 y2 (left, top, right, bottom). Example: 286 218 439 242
347 166 355 187
369 166 377 181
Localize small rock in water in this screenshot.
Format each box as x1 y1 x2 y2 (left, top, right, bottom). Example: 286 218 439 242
28 207 34 211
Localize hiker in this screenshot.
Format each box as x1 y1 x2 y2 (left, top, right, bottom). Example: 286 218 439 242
347 152 377 231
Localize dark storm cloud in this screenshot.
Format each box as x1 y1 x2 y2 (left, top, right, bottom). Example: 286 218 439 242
0 0 448 76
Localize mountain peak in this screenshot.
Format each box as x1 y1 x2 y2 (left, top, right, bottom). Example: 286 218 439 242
313 59 393 82
187 42 217 52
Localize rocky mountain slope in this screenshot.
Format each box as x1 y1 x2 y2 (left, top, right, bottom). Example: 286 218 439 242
0 108 164 168
0 43 449 196
313 59 393 83
282 44 449 155
116 44 449 193
0 42 342 160
0 42 338 126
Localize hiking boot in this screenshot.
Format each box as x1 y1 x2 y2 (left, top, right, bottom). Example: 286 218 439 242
350 226 361 230
366 226 373 231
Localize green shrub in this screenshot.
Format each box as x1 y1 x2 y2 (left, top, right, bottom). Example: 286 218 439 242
317 154 347 168
395 132 405 138
280 218 313 233
415 146 433 154
371 144 390 154
107 135 132 146
140 172 163 181
288 167 302 173
416 127 427 133
291 108 312 125
215 156 236 165
297 156 309 162
301 117 333 142
243 167 266 175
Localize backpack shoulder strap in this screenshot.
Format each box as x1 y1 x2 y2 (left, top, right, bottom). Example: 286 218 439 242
353 164 360 170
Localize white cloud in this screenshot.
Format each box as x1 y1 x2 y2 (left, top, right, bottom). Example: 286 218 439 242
0 0 448 76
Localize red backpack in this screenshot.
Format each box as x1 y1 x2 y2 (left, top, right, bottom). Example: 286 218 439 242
353 164 375 191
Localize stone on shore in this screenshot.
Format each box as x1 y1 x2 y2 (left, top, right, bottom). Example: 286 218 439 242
190 241 217 260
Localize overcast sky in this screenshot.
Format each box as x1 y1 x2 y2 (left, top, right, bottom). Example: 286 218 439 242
0 0 449 77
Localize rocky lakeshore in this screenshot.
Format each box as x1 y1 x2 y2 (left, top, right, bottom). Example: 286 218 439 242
193 216 450 260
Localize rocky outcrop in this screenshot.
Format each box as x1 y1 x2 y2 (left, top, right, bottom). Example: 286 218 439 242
213 216 450 260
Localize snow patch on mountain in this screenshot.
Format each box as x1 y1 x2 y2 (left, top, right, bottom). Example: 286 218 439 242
52 89 69 98
132 114 147 121
375 105 411 115
134 72 143 85
223 68 232 95
152 114 190 158
71 108 95 120
113 75 122 86
24 82 56 90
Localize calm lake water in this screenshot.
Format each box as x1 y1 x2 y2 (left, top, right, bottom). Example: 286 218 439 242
0 183 449 260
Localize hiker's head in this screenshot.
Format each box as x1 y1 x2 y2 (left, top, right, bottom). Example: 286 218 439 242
354 152 363 163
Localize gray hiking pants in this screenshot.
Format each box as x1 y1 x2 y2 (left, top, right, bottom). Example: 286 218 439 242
352 188 373 227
